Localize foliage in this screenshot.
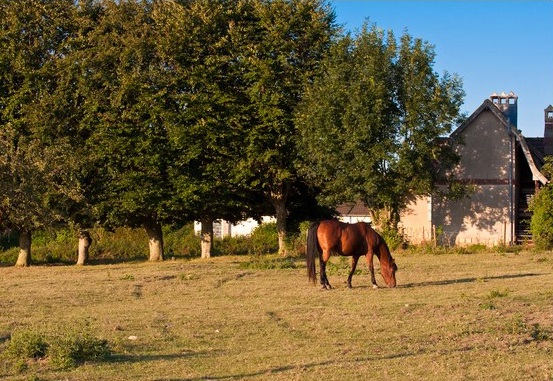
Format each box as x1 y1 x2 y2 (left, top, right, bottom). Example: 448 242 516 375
0 1 475 262
2 329 48 361
296 22 465 228
248 222 279 255
235 0 338 253
0 0 84 234
529 183 553 250
164 223 201 258
2 325 110 372
47 328 111 369
379 225 405 251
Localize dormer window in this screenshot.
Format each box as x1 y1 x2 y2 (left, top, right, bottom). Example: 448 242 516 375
548 111 553 119
509 98 515 105
500 98 507 104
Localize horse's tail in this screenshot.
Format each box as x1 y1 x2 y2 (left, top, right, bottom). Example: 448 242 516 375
306 221 320 285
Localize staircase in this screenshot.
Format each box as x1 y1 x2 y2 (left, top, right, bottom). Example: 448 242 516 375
516 187 534 244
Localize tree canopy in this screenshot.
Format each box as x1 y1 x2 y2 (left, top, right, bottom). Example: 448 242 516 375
0 1 467 265
296 23 465 228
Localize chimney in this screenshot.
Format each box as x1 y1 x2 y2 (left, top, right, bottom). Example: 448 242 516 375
544 105 553 156
490 91 518 127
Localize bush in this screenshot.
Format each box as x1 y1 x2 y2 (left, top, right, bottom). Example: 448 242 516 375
379 225 405 251
3 329 48 360
529 184 553 250
48 329 111 369
249 222 278 255
1 326 111 372
164 223 201 258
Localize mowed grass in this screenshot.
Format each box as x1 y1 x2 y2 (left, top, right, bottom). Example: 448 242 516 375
0 250 552 381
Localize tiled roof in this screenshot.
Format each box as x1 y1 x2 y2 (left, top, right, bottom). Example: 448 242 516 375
335 202 370 216
526 137 545 157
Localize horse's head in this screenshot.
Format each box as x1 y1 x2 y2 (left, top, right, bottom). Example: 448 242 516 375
380 258 397 288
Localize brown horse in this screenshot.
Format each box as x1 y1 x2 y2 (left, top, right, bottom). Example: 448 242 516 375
306 220 397 289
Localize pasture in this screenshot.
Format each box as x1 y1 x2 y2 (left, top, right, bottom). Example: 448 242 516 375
1 250 552 380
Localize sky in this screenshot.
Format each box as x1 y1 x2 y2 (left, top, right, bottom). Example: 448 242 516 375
329 1 553 138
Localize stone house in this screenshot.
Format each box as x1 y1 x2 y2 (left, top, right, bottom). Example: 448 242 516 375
399 92 551 246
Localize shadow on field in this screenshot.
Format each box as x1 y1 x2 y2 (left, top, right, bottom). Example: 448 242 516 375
150 350 427 381
400 272 544 288
111 350 217 364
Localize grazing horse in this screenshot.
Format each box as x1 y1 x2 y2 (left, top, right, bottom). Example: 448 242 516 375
306 220 397 289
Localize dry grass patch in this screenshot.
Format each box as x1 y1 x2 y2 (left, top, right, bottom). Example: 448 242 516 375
0 251 552 380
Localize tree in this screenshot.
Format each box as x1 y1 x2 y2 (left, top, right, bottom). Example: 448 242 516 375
297 23 464 229
239 0 337 254
153 0 274 258
0 0 83 266
529 156 553 250
74 0 180 261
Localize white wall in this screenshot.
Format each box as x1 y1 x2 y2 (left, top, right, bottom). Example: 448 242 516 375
194 216 276 238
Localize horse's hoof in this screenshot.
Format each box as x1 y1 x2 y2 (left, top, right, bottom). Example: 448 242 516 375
372 284 379 289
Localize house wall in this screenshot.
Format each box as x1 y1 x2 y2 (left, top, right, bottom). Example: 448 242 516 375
194 216 276 238
433 109 515 246
399 195 433 244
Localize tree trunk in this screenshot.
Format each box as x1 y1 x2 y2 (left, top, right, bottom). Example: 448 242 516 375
76 230 92 265
274 198 288 256
15 229 32 267
145 220 164 261
200 216 213 259
271 182 291 256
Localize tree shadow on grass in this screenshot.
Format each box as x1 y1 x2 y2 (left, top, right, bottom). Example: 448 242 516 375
400 272 545 289
110 350 219 364
149 349 428 381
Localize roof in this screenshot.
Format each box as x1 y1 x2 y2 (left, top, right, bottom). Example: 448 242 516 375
335 202 370 217
450 98 548 185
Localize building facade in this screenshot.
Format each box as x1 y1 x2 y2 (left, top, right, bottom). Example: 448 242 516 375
399 92 550 246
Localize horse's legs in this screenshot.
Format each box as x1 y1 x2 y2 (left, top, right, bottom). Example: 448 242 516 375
319 250 332 289
347 256 360 288
366 251 378 288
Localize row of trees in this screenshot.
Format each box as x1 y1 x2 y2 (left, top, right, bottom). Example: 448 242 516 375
0 0 465 266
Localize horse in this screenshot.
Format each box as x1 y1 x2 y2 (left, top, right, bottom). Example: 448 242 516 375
306 220 397 289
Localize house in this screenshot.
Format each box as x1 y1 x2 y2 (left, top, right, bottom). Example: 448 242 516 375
399 92 551 246
193 216 276 239
335 202 372 224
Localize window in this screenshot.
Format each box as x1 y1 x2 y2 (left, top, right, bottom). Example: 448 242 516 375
500 98 507 104
492 98 499 104
509 98 515 105
548 111 553 119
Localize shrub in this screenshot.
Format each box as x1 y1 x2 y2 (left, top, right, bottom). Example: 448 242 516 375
249 222 278 255
3 329 48 360
1 326 111 371
164 223 201 258
529 184 553 250
379 225 405 251
286 220 312 257
48 329 111 369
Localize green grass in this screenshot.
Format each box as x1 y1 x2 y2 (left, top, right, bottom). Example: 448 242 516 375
0 250 552 380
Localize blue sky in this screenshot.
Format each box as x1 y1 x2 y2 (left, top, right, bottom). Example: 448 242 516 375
330 1 553 138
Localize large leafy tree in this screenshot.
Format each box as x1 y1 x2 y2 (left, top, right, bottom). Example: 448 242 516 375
297 23 464 229
153 0 268 258
239 0 337 254
0 0 83 266
74 0 180 261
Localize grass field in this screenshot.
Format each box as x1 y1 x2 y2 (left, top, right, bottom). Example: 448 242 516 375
0 250 552 380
